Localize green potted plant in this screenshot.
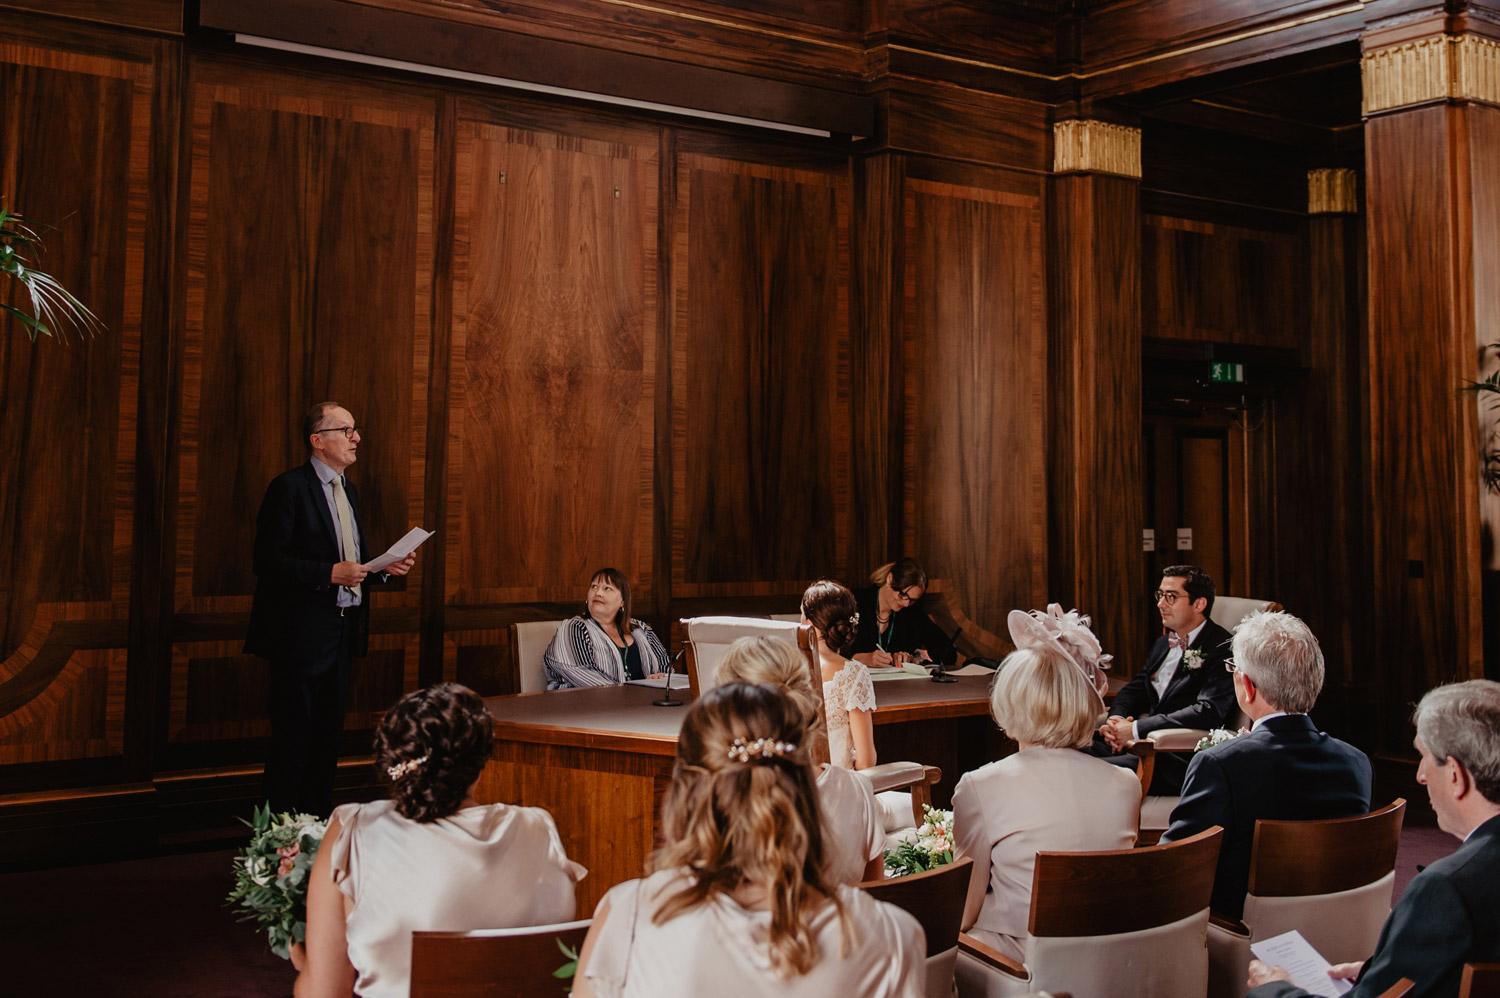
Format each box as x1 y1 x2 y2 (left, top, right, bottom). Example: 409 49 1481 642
0 203 104 340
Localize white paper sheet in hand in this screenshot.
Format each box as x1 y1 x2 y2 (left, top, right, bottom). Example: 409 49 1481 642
1250 931 1353 997
364 527 435 573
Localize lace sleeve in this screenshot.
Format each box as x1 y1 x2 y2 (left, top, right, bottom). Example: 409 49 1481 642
832 660 878 714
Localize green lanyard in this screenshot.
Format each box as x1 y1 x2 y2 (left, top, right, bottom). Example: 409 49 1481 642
876 616 894 652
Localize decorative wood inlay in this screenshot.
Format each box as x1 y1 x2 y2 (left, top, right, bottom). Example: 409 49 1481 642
1308 168 1358 214
1053 120 1142 179
1363 34 1500 115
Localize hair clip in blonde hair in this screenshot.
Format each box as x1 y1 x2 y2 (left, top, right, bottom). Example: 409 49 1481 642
727 737 797 764
387 754 428 780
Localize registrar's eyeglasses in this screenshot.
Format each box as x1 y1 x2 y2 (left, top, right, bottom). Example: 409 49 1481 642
313 425 361 440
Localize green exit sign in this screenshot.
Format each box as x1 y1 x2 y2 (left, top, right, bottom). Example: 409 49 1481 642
1210 362 1245 383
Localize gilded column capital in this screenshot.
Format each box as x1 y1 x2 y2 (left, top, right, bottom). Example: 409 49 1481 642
1308 169 1358 214
1053 120 1142 179
1363 33 1500 114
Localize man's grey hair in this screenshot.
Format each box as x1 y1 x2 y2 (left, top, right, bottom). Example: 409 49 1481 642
1413 679 1500 803
1230 611 1324 714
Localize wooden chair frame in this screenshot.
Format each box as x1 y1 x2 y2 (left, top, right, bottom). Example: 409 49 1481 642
1461 963 1500 998
410 918 591 997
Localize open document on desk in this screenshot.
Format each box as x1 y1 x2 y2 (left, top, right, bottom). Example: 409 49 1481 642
625 674 691 689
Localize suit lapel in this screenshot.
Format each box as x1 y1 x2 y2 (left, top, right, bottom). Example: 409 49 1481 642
302 463 340 553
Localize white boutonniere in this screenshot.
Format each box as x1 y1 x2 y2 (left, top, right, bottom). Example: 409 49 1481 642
1180 648 1205 671
1195 727 1246 752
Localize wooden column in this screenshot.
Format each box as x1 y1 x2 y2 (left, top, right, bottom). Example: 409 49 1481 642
1362 20 1500 749
1048 119 1146 667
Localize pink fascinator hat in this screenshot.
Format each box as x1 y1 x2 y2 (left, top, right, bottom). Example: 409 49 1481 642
1006 603 1112 699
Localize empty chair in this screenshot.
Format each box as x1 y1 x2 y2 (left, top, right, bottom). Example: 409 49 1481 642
512 619 566 694
1207 800 1405 997
1208 597 1283 633
410 918 591 997
862 858 974 998
680 616 812 700
956 826 1222 998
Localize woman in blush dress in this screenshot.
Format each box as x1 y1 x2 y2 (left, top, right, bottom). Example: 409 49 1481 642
952 636 1139 963
802 579 878 772
716 635 886 884
292 684 586 998
542 567 671 689
572 683 925 998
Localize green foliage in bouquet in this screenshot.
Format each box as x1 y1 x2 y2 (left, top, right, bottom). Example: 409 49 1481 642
883 804 955 878
226 803 329 959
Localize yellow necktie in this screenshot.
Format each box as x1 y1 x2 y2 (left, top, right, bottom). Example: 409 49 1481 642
331 476 361 599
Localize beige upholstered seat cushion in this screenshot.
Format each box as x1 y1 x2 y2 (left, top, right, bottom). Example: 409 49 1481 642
684 616 805 696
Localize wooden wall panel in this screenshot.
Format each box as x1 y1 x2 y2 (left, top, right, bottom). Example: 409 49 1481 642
0 39 152 764
170 63 435 753
671 152 851 596
901 175 1047 632
1142 215 1303 347
447 110 659 605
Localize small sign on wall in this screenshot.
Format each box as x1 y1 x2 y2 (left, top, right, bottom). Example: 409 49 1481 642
1142 528 1156 552
1176 527 1193 551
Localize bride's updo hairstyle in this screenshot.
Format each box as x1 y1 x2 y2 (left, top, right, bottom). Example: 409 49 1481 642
650 682 851 979
374 683 494 823
801 580 859 656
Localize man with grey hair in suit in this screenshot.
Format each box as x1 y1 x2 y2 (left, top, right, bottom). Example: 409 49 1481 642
1249 679 1500 998
1160 610 1372 917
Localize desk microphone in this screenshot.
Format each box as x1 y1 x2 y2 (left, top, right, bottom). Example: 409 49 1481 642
929 626 961 683
653 648 686 707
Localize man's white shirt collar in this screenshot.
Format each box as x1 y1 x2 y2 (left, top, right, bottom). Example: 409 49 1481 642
1250 711 1292 731
310 456 340 485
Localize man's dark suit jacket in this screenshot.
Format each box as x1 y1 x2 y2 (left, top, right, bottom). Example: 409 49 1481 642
1110 617 1236 735
1160 713 1373 917
244 462 374 669
1249 813 1500 998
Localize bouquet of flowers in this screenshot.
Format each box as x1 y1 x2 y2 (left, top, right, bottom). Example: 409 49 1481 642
1195 728 1244 752
226 803 328 958
884 804 955 877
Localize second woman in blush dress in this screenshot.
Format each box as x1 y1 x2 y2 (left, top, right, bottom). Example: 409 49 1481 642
716 635 886 884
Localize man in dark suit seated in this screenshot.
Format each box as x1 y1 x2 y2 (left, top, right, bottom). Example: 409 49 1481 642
1159 610 1372 917
1092 564 1235 794
1249 679 1500 998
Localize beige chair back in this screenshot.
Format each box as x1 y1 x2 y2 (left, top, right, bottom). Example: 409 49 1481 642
410 917 590 996
680 616 811 700
769 612 802 622
512 619 566 694
1206 800 1406 998
957 828 1222 998
1208 597 1283 633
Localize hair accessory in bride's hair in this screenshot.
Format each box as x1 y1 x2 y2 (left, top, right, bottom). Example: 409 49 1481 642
386 754 429 780
848 612 860 627
727 737 797 764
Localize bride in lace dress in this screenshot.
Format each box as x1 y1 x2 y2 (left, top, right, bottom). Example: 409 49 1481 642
801 580 878 771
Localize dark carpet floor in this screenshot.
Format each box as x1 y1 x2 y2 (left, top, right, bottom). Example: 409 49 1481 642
0 821 1462 998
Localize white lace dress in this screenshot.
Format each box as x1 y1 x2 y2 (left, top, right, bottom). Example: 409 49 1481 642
823 658 878 770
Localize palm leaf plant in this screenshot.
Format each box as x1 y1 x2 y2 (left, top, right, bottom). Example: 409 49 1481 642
1466 342 1500 494
0 203 105 340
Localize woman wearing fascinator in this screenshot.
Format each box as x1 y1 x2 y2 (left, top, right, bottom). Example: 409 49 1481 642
949 607 1139 963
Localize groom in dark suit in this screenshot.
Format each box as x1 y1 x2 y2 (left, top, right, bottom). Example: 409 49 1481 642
245 401 415 816
1093 564 1235 793
1249 679 1500 998
1160 610 1372 917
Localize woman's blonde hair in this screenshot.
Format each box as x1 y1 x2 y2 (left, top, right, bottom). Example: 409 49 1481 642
649 683 851 978
716 637 821 733
989 646 1104 748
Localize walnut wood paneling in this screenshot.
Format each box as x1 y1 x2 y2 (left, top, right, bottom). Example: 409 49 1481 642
172 61 435 750
1365 101 1496 748
901 174 1047 633
671 150 851 596
1142 215 1304 347
447 107 659 605
0 0 182 34
1049 172 1146 670
883 84 1051 171
0 38 153 764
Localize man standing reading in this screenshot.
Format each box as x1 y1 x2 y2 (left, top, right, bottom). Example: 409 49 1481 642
245 402 415 816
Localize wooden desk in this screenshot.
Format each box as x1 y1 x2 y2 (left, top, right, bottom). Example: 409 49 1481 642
478 675 1004 910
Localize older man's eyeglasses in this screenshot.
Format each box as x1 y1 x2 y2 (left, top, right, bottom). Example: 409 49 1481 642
1224 658 1243 675
313 425 361 440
